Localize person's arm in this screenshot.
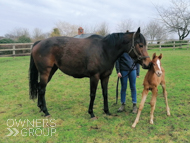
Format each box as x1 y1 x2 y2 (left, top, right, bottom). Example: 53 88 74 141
115 58 122 78
136 63 140 78
115 58 120 73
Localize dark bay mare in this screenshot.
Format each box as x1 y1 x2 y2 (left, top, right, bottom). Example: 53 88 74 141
29 27 151 118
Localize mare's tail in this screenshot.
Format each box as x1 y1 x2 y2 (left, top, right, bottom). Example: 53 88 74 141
29 41 40 99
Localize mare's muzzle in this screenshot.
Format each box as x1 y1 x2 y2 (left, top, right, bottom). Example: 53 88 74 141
142 62 152 69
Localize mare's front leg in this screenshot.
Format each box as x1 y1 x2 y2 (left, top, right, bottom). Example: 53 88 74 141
101 76 111 115
150 88 158 124
88 75 99 118
161 81 170 116
132 88 149 128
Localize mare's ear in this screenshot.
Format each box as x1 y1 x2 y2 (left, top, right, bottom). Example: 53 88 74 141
158 53 162 59
152 53 156 59
135 27 140 37
137 27 140 33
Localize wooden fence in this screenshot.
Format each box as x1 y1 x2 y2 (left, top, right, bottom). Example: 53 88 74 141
0 43 33 57
0 39 189 57
147 39 190 50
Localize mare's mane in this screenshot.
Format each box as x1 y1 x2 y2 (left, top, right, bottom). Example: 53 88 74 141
127 32 147 46
102 33 125 47
138 33 147 45
87 34 104 39
102 32 147 48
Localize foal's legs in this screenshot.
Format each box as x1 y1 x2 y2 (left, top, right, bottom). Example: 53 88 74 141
150 88 157 124
132 89 149 128
88 75 99 118
161 81 170 116
101 76 111 115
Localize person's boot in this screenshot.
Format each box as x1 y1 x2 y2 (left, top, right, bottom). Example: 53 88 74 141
117 103 125 112
132 103 138 114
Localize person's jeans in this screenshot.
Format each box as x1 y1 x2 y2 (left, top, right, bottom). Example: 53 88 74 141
120 70 137 104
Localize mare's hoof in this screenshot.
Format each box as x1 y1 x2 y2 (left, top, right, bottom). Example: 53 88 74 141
91 117 98 120
45 115 51 118
104 110 111 115
106 112 111 116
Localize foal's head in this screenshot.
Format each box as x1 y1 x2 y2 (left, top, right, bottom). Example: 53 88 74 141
151 53 162 77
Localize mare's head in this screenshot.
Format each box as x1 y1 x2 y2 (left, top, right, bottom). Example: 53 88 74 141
124 27 151 69
151 53 163 77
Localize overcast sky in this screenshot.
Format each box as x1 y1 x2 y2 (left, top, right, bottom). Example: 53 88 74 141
0 0 177 37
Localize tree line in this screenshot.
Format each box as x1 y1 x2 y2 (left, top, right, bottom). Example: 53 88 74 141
0 0 189 43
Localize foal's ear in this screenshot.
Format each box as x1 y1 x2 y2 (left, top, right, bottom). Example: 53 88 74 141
158 53 162 59
152 53 156 59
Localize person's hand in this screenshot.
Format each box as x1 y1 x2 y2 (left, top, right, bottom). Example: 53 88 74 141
137 76 140 78
118 72 122 78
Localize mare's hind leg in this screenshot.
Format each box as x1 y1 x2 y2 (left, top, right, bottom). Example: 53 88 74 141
38 65 58 112
161 81 170 116
132 89 149 128
48 64 58 82
88 74 99 118
150 88 157 124
38 69 53 116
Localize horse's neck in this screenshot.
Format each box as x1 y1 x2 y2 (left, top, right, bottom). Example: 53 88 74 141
103 45 125 64
102 33 130 64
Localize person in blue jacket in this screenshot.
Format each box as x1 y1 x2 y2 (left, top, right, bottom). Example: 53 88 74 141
115 52 140 113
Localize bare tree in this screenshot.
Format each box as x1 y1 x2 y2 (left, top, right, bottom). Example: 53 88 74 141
74 22 109 36
143 20 168 42
156 0 190 40
32 28 46 41
5 28 30 40
95 22 109 36
116 19 135 32
56 21 79 36
80 25 97 34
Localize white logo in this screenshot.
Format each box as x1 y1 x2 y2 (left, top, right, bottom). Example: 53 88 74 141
7 128 19 136
7 119 56 136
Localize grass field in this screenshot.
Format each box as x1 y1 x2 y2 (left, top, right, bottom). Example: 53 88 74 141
0 48 190 143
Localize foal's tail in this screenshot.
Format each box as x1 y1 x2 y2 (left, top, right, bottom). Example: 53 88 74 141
29 41 40 99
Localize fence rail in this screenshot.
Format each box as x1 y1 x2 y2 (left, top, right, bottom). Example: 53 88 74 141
0 43 33 57
147 39 190 50
0 39 189 57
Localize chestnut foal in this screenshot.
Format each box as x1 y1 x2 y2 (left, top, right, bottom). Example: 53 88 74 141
132 53 170 128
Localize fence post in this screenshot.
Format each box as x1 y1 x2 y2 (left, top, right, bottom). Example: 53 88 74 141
187 41 189 50
173 41 175 50
180 40 182 49
159 42 161 51
12 45 15 56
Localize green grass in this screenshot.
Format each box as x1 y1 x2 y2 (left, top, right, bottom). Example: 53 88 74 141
0 48 190 142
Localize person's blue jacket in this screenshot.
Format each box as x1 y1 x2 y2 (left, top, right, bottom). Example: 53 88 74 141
115 53 140 76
